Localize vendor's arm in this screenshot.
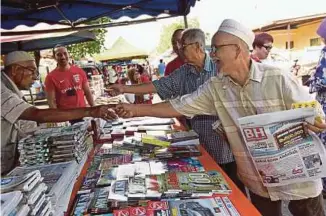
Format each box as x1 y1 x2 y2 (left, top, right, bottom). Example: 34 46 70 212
19 105 117 123
115 80 217 118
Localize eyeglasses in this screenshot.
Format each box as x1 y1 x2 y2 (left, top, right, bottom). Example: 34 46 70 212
15 64 39 79
261 45 273 50
210 44 239 54
180 42 197 50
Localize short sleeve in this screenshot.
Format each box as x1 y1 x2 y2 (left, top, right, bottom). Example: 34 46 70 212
1 86 32 124
153 68 182 100
282 71 316 109
78 67 88 84
170 80 217 118
44 74 55 92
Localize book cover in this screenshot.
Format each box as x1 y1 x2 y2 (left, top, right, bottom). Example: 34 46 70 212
145 174 166 198
141 135 171 148
127 176 146 200
73 192 93 216
167 131 199 143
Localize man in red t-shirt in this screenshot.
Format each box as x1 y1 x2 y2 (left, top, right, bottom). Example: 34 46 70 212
45 45 95 111
164 29 185 77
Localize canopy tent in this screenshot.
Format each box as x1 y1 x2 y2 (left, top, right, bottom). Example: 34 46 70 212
1 0 197 31
94 37 148 61
1 23 95 54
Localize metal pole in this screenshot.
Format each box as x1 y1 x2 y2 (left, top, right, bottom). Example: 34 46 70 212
287 23 292 60
184 15 188 28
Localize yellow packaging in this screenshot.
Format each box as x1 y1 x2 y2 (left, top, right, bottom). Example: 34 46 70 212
291 101 324 123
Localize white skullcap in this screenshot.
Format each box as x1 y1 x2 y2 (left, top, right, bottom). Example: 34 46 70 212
218 19 255 49
4 51 35 66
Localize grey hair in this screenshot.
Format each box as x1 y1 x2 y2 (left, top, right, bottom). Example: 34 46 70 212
182 28 206 51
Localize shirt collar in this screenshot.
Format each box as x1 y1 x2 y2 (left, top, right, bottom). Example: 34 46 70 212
249 60 264 83
189 53 212 75
1 72 24 98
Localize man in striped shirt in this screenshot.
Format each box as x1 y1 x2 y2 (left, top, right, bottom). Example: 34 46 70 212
115 19 326 216
1 51 117 174
107 28 243 192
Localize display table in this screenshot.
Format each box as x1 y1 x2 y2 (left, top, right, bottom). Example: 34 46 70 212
65 146 261 216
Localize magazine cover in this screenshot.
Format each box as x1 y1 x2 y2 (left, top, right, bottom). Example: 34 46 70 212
147 201 171 216
168 198 221 216
109 180 128 201
145 174 166 198
167 158 205 172
97 167 118 187
89 187 111 214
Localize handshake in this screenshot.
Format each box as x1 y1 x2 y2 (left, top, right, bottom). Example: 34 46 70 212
92 103 136 120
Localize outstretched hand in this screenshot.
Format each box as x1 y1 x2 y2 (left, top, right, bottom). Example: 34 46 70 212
105 84 124 96
90 105 118 120
114 103 136 118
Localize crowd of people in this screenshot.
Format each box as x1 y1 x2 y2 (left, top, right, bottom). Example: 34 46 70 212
1 16 326 216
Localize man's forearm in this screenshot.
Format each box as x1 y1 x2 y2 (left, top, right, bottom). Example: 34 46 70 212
20 107 92 123
123 83 157 94
48 100 57 108
134 102 182 118
85 91 95 106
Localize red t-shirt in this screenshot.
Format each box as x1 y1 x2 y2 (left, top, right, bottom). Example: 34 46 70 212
45 65 88 109
164 56 184 77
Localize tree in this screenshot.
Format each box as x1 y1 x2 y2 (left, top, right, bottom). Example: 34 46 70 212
67 17 109 60
156 17 200 54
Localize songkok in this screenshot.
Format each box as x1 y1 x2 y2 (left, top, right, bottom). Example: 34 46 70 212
4 51 34 66
218 19 255 49
317 18 326 39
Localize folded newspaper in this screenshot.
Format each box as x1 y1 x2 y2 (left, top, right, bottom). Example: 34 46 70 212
238 108 326 187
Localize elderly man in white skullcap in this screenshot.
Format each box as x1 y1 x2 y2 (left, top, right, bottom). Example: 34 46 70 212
1 51 118 175
114 19 326 216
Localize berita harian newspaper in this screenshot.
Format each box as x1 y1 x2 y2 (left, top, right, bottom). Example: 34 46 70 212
238 108 326 187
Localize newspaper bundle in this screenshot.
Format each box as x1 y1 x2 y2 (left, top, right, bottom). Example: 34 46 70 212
238 108 326 187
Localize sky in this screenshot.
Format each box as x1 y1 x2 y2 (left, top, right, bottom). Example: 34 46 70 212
104 0 326 52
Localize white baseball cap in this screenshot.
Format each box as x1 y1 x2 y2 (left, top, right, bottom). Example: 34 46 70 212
218 19 255 49
4 51 35 66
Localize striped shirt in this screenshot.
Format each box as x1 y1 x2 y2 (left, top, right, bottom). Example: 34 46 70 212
153 54 234 164
170 61 323 201
1 73 32 174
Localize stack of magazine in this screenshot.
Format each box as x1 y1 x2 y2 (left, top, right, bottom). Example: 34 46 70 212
7 150 90 215
1 170 54 216
17 122 91 166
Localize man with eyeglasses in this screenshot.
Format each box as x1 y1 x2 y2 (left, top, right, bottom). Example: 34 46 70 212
45 45 95 125
106 28 243 194
114 19 326 216
1 51 117 175
164 28 185 77
251 32 274 63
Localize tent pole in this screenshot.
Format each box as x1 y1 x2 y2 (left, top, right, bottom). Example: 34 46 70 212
183 15 188 28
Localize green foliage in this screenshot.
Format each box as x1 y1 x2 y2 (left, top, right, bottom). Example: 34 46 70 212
156 17 200 54
67 17 109 60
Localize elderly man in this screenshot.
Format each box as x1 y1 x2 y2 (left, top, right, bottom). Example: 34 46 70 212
164 28 185 76
251 32 274 62
115 20 326 216
107 28 242 193
1 51 117 175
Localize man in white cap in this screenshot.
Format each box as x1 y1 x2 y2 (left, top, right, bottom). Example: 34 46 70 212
114 19 326 216
1 51 117 175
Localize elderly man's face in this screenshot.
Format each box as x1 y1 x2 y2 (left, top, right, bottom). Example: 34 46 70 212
210 32 241 75
11 60 38 90
54 46 70 67
171 30 183 56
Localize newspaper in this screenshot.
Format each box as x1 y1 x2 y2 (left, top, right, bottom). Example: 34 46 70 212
238 108 326 187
